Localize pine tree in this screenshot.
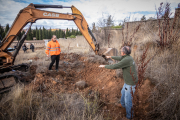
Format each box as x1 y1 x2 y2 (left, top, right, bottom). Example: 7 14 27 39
55 30 58 38
49 28 52 39
106 15 114 27
62 30 65 38
141 15 146 21
22 30 25 35
17 31 22 40
45 28 47 39
22 30 25 38
72 28 76 35
75 28 78 35
69 28 71 36
32 29 36 37
0 24 5 40
42 26 45 39
39 27 42 40
36 26 39 40
57 29 61 38
60 29 63 38
46 29 48 39
27 27 33 40
4 24 10 36
79 30 82 35
65 28 69 38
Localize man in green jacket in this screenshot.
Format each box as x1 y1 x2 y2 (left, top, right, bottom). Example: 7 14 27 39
99 46 138 120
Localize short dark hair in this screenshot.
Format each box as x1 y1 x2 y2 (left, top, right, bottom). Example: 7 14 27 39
122 46 131 55
52 35 56 38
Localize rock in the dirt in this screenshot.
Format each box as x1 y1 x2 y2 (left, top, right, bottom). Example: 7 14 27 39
36 66 48 73
87 55 106 64
75 80 87 89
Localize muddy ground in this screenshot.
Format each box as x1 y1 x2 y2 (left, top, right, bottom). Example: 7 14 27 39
20 53 154 120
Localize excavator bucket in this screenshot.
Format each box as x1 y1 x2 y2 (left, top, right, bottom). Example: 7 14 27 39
99 48 118 56
98 48 118 63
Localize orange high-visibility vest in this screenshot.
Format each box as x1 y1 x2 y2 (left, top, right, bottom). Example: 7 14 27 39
45 40 61 55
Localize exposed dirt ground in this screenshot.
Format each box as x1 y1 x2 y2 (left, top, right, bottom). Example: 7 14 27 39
19 52 155 120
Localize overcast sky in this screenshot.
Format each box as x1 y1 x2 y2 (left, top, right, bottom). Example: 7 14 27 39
0 0 179 29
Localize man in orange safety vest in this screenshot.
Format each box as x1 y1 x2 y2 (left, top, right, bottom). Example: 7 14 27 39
45 35 61 71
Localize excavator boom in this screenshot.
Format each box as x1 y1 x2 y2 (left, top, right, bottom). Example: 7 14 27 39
0 3 117 92
0 3 98 68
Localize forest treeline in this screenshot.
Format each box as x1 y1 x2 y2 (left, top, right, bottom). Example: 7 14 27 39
0 24 82 40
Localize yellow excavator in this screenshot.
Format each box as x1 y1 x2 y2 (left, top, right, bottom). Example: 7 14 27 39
0 3 117 93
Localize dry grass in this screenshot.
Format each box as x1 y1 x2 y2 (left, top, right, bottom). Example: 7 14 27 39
0 84 104 120
145 44 180 119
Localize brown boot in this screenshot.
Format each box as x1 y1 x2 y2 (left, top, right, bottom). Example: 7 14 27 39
115 103 123 107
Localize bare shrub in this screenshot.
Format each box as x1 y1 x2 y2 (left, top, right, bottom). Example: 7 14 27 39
144 3 180 119
146 45 180 119
94 14 115 47
130 44 152 118
156 2 180 49
121 17 142 48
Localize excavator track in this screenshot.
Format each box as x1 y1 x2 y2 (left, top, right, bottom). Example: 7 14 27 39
0 73 19 93
0 63 29 93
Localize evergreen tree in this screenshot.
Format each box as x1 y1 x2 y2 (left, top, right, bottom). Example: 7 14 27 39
141 15 146 21
39 27 42 40
65 28 69 38
49 28 52 39
106 15 114 27
4 24 10 36
58 29 60 38
42 27 45 39
63 30 65 38
75 28 79 35
0 24 5 40
79 30 82 35
60 29 63 38
46 29 48 39
27 27 33 40
22 30 25 36
17 31 22 40
36 26 39 40
68 29 71 36
55 30 58 38
32 29 36 37
72 28 75 35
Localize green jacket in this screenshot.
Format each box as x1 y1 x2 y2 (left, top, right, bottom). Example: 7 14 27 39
105 55 138 85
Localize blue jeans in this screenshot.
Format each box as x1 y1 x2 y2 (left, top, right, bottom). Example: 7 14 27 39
120 83 136 119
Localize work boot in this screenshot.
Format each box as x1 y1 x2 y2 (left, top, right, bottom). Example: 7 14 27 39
115 103 123 107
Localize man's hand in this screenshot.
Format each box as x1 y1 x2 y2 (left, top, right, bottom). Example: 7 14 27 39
47 55 50 57
99 65 105 68
106 56 111 59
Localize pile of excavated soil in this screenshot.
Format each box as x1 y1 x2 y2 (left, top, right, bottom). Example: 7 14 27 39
25 53 154 120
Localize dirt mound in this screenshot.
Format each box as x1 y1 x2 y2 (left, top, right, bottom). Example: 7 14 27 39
23 53 154 119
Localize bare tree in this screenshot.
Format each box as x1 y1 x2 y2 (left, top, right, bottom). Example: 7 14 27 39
95 13 115 46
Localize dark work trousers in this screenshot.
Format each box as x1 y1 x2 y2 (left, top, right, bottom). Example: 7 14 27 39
49 54 60 70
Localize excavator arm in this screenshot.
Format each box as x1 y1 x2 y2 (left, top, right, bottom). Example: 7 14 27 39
0 3 100 68
0 3 117 93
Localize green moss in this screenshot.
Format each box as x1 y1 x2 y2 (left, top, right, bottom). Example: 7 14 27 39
111 26 122 28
